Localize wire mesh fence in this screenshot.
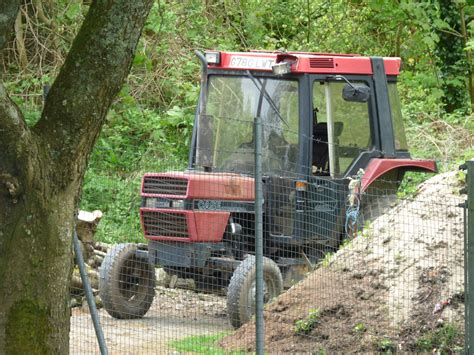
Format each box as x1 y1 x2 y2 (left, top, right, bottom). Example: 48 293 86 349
69 115 467 354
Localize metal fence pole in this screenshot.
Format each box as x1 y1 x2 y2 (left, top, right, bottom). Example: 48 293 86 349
73 228 109 355
254 115 264 355
466 159 474 354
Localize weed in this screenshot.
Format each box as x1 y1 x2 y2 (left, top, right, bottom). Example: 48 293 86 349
376 337 395 352
340 237 353 249
321 252 334 268
397 172 430 199
394 252 404 264
415 323 462 352
295 308 320 335
353 322 366 333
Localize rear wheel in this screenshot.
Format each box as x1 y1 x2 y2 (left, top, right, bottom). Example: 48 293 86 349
227 255 283 328
99 243 155 319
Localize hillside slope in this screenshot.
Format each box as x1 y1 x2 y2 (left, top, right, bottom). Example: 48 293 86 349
221 171 466 353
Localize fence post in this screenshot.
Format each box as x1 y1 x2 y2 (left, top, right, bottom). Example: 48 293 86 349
466 159 474 354
73 228 108 355
254 115 264 355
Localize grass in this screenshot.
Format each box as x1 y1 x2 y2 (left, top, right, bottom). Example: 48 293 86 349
169 332 245 354
396 171 432 199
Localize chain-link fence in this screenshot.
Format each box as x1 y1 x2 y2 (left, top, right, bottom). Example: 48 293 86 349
70 116 468 354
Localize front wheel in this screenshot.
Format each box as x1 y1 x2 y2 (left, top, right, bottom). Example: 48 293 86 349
99 243 155 319
227 255 283 328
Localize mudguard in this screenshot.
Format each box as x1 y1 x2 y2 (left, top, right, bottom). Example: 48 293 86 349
361 158 437 192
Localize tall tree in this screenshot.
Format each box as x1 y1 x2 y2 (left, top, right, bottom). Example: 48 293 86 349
436 0 469 112
0 0 153 353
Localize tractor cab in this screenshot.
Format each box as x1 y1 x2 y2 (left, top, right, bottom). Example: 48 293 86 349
187 50 435 247
100 50 437 328
191 51 412 180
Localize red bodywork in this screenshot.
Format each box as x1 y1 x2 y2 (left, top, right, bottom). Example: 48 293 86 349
209 51 401 75
361 158 437 192
140 172 254 243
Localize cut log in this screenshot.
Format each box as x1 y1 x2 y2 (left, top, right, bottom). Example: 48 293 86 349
87 254 104 268
76 209 103 244
93 250 106 258
95 242 110 253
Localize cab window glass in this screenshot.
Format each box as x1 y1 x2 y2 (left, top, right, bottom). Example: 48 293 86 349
312 81 371 176
387 82 408 151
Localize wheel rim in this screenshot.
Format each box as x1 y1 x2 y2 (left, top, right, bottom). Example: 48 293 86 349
245 277 276 317
119 256 149 302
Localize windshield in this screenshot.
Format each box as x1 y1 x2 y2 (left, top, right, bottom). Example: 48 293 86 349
196 76 299 175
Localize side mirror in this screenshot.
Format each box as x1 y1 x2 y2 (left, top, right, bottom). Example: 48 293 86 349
342 84 370 103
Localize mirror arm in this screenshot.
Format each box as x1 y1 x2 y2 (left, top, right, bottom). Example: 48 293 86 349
329 75 359 94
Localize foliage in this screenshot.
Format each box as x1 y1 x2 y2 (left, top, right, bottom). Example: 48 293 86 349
294 308 320 335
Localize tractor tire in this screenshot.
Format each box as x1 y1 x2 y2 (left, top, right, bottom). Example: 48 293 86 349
99 243 155 319
227 255 283 328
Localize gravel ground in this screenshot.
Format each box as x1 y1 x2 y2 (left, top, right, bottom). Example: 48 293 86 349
70 285 231 354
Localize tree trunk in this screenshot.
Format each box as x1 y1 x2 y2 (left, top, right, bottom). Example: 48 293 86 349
0 180 77 353
0 0 153 353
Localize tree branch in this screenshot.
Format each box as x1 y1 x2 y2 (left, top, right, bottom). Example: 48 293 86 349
35 0 153 184
0 83 29 155
14 10 27 70
0 0 21 52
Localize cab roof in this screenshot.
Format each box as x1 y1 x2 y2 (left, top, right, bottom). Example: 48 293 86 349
206 50 401 76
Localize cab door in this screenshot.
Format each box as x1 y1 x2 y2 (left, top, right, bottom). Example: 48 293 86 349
303 78 374 245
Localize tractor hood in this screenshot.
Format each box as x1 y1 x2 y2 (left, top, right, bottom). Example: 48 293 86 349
141 171 255 201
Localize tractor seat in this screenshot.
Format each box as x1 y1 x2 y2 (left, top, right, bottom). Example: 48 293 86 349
312 122 344 175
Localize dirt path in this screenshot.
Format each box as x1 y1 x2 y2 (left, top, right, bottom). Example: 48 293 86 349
70 286 232 354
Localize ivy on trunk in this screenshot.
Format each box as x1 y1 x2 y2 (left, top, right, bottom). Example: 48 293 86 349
0 0 153 353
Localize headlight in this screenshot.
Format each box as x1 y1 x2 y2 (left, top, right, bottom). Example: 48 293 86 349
144 198 172 208
145 198 157 208
272 62 291 76
171 200 185 209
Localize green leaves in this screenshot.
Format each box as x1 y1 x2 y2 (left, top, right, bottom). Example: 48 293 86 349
294 308 320 335
65 3 82 20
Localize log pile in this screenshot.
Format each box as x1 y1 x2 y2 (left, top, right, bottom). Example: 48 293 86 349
70 210 109 309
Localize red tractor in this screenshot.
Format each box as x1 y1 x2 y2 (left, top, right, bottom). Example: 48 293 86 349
99 50 436 327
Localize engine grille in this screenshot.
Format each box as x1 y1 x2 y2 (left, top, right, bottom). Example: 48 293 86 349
309 57 334 68
143 176 188 196
142 211 189 238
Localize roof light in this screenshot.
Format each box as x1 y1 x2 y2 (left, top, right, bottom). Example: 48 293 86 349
272 62 291 76
205 51 220 65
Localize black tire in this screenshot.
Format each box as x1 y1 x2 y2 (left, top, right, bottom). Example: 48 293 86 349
99 243 155 319
227 255 283 328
